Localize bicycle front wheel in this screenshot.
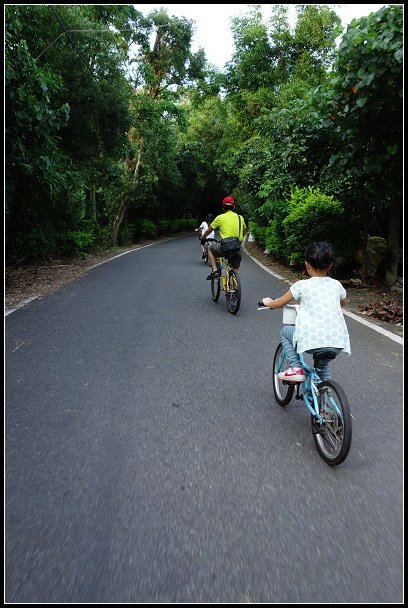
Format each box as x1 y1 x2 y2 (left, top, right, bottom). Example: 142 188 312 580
311 380 352 466
272 343 295 406
226 269 241 314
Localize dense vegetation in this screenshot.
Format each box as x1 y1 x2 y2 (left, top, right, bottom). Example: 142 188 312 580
5 4 402 284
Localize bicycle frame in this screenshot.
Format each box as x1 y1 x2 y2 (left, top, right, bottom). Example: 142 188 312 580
210 251 241 314
277 351 342 425
269 306 352 465
217 256 231 291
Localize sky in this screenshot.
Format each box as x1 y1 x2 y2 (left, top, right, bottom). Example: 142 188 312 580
134 4 393 69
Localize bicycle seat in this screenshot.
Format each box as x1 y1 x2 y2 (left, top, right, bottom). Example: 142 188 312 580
312 350 338 362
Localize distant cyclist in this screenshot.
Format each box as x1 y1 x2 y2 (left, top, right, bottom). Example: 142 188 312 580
200 196 247 280
195 214 215 259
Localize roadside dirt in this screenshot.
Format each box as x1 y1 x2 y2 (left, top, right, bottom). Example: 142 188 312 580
5 234 403 339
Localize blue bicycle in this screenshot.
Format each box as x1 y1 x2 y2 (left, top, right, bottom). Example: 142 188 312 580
259 303 352 465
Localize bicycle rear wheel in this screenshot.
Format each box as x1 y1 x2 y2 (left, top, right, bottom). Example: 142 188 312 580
226 269 241 314
211 270 221 301
311 380 352 465
272 343 295 406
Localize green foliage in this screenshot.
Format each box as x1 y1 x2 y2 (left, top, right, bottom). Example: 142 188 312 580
63 230 95 255
5 2 402 276
355 235 393 278
283 187 345 265
248 221 268 250
157 219 172 235
119 219 157 243
173 218 197 232
324 5 402 180
5 4 136 263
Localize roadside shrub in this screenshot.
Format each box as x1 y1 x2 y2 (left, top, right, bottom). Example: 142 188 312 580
173 218 196 232
157 219 171 235
117 222 134 245
132 219 157 240
62 230 95 256
248 221 268 249
140 219 157 239
283 187 345 266
355 235 391 278
252 199 290 259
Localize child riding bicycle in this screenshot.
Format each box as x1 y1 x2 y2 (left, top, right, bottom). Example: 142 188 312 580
195 214 215 259
261 241 350 383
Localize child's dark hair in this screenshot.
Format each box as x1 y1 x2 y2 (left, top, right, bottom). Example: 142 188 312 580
304 241 337 270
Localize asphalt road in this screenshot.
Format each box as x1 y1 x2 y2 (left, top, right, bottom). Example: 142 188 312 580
5 235 403 603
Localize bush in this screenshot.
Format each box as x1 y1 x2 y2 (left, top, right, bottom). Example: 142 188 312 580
355 235 391 278
131 219 157 240
173 218 197 232
117 222 134 245
63 230 95 255
248 221 268 249
157 219 171 235
283 187 345 265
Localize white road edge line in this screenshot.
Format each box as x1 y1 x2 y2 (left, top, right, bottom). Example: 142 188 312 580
243 242 403 345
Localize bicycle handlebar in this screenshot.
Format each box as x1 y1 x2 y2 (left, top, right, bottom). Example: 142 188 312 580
258 298 275 310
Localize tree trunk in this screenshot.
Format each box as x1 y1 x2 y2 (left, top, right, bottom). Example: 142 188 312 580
360 208 368 282
89 184 96 221
385 196 401 286
111 139 144 245
111 200 126 245
133 138 143 186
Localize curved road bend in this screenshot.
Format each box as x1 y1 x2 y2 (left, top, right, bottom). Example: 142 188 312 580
5 235 403 603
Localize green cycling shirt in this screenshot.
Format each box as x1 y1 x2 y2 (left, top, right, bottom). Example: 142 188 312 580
210 211 246 240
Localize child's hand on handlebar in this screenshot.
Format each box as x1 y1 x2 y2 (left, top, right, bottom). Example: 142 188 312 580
259 297 274 308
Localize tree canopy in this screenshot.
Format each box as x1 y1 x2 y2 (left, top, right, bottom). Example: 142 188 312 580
5 4 403 284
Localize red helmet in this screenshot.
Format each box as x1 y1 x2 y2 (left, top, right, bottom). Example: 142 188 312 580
222 196 235 209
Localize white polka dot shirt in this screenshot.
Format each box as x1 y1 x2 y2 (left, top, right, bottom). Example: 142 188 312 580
290 277 351 355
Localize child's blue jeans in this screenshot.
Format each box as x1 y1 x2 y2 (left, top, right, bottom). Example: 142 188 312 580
280 325 342 381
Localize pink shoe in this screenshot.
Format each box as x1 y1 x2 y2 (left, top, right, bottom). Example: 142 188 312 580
278 367 305 383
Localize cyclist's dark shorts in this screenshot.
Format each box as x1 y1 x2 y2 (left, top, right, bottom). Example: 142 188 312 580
209 241 242 269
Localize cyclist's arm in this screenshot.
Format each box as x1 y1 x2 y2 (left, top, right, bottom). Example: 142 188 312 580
201 224 214 240
340 297 348 307
262 289 296 309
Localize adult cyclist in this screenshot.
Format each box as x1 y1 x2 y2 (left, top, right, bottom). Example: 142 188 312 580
200 196 247 280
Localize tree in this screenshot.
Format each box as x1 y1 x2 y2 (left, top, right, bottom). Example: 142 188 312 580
111 8 207 244
5 6 73 262
321 5 403 284
5 4 139 261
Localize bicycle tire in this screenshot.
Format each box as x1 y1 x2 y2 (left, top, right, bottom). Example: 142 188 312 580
226 269 241 314
272 343 295 406
211 275 221 301
311 379 352 466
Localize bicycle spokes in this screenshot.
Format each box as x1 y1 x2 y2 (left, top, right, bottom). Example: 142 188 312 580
311 381 352 465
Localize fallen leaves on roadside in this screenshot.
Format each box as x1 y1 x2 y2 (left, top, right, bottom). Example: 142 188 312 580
358 299 403 325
